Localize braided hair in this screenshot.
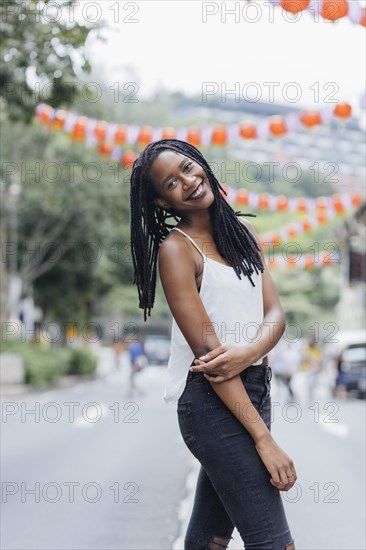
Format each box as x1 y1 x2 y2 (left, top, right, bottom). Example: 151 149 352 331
130 139 264 321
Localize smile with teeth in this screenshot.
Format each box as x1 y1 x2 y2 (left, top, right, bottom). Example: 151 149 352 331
187 182 204 200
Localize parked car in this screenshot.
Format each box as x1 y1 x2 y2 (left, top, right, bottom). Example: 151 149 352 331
335 343 366 397
143 334 171 365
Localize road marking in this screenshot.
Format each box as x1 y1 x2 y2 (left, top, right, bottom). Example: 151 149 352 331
319 414 349 438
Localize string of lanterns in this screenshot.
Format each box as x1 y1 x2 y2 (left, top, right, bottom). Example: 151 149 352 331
35 101 357 164
219 185 364 214
260 0 366 26
267 250 339 270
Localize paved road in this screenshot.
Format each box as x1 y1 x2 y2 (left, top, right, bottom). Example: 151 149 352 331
2 351 365 550
1 352 191 550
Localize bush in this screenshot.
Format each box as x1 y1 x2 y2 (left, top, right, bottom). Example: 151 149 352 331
1 340 71 388
67 348 98 376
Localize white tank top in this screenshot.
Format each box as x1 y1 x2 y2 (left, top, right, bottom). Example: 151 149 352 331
161 227 267 406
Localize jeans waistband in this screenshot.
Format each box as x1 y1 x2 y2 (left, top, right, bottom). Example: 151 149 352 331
241 364 272 383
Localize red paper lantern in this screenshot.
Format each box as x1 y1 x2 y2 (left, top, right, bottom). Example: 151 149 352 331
114 125 128 144
94 121 108 141
280 0 310 14
187 128 201 146
333 103 352 119
321 0 348 21
269 117 287 137
71 116 87 141
211 125 228 146
138 126 153 146
121 150 138 169
162 127 176 139
239 123 257 139
300 111 322 128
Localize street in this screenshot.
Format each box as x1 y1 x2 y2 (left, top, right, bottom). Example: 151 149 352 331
1 350 365 550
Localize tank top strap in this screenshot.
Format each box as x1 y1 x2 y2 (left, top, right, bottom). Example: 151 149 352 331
170 227 207 260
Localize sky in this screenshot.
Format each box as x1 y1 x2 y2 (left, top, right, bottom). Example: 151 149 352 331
82 0 366 112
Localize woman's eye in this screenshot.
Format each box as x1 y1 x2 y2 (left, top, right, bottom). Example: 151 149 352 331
185 162 192 170
167 180 176 189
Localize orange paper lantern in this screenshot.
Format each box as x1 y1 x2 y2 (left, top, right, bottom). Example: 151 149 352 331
51 109 67 130
332 194 345 214
350 194 363 207
280 0 310 14
187 128 201 146
162 127 176 139
94 121 108 141
300 111 322 128
316 211 328 224
361 7 366 27
288 225 298 238
71 116 87 141
258 194 269 210
301 219 313 232
211 125 228 146
239 123 257 140
98 141 113 156
121 150 138 169
39 104 54 124
321 0 348 21
277 195 289 211
114 125 128 144
236 190 248 205
138 126 153 146
269 117 287 137
304 255 314 269
333 103 352 119
296 198 309 213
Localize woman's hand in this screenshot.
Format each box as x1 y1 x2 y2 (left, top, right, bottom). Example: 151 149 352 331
255 434 297 491
189 344 257 383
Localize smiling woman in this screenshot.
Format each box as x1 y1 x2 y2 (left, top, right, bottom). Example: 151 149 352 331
129 139 296 550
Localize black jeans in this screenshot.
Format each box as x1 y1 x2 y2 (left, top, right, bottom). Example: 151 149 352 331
177 363 294 550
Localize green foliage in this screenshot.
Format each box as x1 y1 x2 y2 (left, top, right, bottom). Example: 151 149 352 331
2 340 71 387
67 347 97 376
0 0 98 122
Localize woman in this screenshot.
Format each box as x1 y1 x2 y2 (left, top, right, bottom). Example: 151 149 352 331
130 138 296 550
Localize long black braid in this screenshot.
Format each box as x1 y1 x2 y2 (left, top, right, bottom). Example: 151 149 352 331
130 139 265 321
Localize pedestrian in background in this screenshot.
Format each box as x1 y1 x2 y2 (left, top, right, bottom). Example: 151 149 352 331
269 337 300 403
301 334 323 404
128 338 147 396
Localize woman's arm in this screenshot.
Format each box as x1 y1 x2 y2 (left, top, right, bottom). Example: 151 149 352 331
158 232 296 490
191 217 286 382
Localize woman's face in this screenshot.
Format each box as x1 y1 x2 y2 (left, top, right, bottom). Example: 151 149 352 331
149 150 215 213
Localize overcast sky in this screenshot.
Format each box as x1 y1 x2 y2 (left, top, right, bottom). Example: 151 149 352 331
83 1 365 111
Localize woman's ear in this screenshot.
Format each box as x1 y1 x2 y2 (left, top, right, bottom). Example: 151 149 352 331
153 197 171 210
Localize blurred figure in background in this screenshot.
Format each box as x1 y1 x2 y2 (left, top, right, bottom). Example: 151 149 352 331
112 339 125 371
128 338 147 396
269 337 300 403
301 334 323 404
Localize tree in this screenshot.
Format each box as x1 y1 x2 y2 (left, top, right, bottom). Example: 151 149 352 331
0 0 100 333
